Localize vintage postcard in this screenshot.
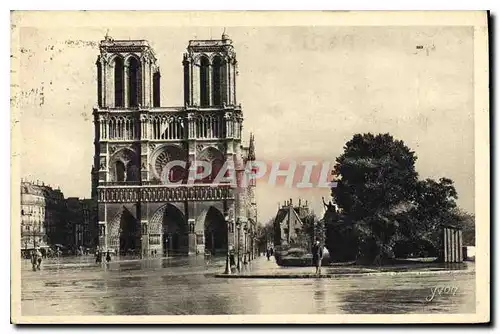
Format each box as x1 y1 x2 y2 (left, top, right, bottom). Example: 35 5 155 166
10 11 490 324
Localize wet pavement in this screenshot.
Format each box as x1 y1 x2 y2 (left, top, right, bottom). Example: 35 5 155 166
21 255 476 315
221 256 474 278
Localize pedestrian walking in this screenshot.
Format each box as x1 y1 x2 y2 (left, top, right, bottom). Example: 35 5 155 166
312 239 323 275
205 249 212 265
35 248 42 270
229 249 236 270
266 248 271 261
106 250 111 263
31 250 37 271
95 250 102 264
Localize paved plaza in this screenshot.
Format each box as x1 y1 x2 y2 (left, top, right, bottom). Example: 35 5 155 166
21 255 476 316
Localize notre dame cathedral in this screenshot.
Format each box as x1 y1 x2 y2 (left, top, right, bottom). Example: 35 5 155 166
91 32 257 259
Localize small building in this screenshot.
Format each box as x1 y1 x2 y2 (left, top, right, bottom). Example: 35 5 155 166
442 225 464 263
273 199 310 248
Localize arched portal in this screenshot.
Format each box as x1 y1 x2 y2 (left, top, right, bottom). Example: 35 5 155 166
204 207 227 255
114 57 124 107
107 206 137 255
128 57 141 107
119 208 137 254
161 205 188 256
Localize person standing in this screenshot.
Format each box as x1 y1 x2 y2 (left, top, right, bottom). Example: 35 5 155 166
312 239 323 275
95 250 102 264
106 250 111 263
35 248 42 270
31 250 37 271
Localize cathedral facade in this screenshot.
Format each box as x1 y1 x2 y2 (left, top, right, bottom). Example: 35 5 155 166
91 33 257 258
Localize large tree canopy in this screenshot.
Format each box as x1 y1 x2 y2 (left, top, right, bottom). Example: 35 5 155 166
333 133 419 221
326 133 472 264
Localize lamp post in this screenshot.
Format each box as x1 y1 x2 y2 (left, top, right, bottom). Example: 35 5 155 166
21 210 31 257
243 223 249 265
236 220 241 271
224 215 232 274
250 229 254 261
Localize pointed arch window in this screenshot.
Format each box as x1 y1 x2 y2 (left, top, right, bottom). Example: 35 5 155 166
128 57 141 108
200 56 210 107
115 161 125 182
183 62 190 105
126 161 139 182
114 57 124 107
97 61 102 107
212 56 224 106
211 158 224 182
153 71 161 107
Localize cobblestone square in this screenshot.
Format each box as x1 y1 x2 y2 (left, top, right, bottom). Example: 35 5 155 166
21 256 475 315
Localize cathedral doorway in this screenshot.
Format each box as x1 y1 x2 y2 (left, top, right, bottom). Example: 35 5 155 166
161 204 188 256
204 207 228 256
118 208 137 255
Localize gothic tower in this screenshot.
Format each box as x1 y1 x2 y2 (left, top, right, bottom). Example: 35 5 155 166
93 36 162 254
92 33 257 260
182 32 237 108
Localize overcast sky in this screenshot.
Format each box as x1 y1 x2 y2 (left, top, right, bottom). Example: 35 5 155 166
15 23 474 222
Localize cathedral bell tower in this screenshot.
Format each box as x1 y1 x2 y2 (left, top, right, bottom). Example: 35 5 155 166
96 34 161 109
182 32 237 107
93 35 162 252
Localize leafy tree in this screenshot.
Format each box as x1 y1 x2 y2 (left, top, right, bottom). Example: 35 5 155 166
452 209 475 246
294 212 322 250
332 133 419 263
402 178 458 251
323 204 359 262
328 133 469 264
257 218 274 251
333 133 418 220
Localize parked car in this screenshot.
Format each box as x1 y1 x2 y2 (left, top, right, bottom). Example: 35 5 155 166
275 246 330 267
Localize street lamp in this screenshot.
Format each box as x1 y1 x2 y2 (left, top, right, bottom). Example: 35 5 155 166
236 220 241 271
224 214 232 275
243 223 249 265
21 210 31 257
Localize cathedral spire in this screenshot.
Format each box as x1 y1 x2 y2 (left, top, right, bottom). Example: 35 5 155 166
248 133 256 161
